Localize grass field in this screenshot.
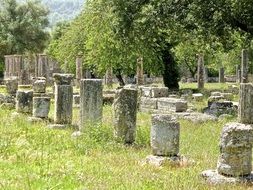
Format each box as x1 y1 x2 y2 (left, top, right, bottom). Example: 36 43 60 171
0 83 251 190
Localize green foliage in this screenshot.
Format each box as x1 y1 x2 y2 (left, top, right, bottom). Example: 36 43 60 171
0 0 50 55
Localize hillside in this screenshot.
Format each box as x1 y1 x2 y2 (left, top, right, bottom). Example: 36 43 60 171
42 0 84 26
17 0 85 26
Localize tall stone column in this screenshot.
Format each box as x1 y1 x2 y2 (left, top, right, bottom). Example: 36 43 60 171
113 88 138 143
4 55 10 79
105 67 113 88
197 54 204 89
36 54 48 79
76 55 83 82
238 83 253 124
53 73 74 125
136 57 144 85
241 49 248 83
204 67 208 83
79 79 103 131
236 65 241 83
14 55 23 77
219 67 225 83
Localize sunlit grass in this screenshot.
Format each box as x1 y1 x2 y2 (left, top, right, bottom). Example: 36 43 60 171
0 82 247 189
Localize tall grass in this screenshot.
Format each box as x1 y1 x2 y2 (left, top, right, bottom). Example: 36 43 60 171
0 84 249 190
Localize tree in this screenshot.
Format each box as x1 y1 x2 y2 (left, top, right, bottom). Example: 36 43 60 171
0 0 49 57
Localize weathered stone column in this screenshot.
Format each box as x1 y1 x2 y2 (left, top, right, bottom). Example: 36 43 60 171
79 79 103 131
105 67 113 88
151 114 180 156
241 49 248 83
136 57 144 85
76 55 83 83
204 67 208 83
36 54 48 78
236 65 241 83
113 88 138 143
238 83 253 124
53 73 74 125
16 90 33 113
217 123 253 176
197 54 204 89
219 67 225 83
32 97 50 118
5 78 18 95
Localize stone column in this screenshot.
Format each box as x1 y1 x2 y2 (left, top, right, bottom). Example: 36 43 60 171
136 57 144 85
197 54 204 89
151 114 180 156
236 65 241 83
76 55 83 82
217 123 253 176
14 55 23 77
37 54 48 79
16 90 33 113
113 88 138 143
238 83 253 124
105 67 113 88
219 67 225 83
79 79 103 130
241 49 248 83
33 97 50 118
53 73 74 125
204 67 208 83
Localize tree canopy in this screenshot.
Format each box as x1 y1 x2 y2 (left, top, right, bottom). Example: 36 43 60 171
47 0 253 87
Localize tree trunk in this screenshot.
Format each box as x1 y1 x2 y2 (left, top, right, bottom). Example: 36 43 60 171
161 47 179 90
115 69 125 86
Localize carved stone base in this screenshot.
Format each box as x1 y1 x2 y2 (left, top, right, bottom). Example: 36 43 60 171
202 170 253 184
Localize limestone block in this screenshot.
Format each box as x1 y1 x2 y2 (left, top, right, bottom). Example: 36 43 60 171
113 88 138 143
5 78 18 95
54 85 73 124
141 87 168 98
16 90 33 113
217 122 253 176
157 98 187 112
238 83 253 124
53 73 74 85
140 97 158 110
192 93 203 101
33 79 46 93
80 79 103 130
33 97 50 118
151 114 180 156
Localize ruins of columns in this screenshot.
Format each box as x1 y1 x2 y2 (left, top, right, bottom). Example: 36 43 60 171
113 87 138 143
241 49 248 83
31 78 50 120
105 67 113 88
79 79 103 131
35 54 49 79
219 67 225 83
50 73 74 128
75 55 83 86
146 114 184 167
197 54 204 89
136 57 144 85
202 83 253 184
